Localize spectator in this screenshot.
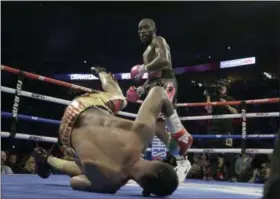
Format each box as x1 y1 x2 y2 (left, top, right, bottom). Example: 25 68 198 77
200 153 211 180
235 154 253 182
187 154 203 179
204 79 238 181
21 156 36 174
216 155 226 181
1 151 13 174
249 163 271 184
7 153 21 173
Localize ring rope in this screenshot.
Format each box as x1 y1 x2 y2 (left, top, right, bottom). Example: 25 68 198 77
2 111 278 140
1 65 278 155
1 86 137 118
2 65 280 107
1 127 277 139
2 111 61 125
0 132 273 154
2 110 279 125
1 86 279 120
176 98 280 107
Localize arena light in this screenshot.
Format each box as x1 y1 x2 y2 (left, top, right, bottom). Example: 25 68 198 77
70 74 99 80
220 57 256 69
121 72 148 80
263 72 272 79
53 57 255 81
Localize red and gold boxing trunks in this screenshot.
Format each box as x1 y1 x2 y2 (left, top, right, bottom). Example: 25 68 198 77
59 92 125 148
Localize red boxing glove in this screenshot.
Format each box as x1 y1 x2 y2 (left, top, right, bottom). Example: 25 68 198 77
130 64 147 80
126 86 140 102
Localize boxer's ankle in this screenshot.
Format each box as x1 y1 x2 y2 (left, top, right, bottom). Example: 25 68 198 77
90 66 107 75
171 129 193 156
47 156 67 170
163 111 183 133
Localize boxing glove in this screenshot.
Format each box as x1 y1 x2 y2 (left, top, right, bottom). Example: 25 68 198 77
126 86 141 102
130 64 147 80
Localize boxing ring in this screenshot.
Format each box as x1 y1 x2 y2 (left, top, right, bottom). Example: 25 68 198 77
2 175 263 199
1 65 280 199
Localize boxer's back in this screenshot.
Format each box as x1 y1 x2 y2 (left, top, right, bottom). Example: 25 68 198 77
71 108 144 192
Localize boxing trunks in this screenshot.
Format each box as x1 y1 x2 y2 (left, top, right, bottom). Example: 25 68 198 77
143 69 178 107
59 92 125 148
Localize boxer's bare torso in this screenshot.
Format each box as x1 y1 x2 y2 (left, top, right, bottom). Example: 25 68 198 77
142 36 172 73
138 19 177 105
138 18 173 76
71 108 150 193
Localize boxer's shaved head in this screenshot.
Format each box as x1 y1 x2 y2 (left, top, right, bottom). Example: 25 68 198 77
138 18 157 44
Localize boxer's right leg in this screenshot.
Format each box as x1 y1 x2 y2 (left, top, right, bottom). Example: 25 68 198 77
135 86 174 124
136 86 192 183
136 86 192 156
134 86 174 147
70 175 92 191
155 120 170 146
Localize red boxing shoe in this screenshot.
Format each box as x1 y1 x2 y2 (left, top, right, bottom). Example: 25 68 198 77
171 129 193 156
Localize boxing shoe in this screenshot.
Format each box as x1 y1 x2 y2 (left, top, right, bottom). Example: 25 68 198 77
90 66 107 75
163 152 191 184
170 129 193 183
91 66 117 82
31 147 52 179
174 156 192 184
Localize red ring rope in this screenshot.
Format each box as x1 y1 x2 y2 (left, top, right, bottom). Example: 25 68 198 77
2 65 279 107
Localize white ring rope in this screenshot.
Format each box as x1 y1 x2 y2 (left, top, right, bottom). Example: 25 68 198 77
1 86 137 118
1 66 278 156
1 131 58 143
1 86 279 120
1 132 273 154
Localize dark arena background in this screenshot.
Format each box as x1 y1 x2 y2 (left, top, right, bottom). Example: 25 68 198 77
1 1 280 199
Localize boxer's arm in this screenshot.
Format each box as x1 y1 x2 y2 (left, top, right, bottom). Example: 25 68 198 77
144 36 170 71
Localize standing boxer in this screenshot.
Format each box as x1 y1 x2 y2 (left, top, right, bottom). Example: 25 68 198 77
126 18 192 183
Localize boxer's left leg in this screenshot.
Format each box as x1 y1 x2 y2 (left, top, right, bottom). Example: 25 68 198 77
162 79 192 183
91 67 124 98
47 156 82 177
91 67 127 111
32 147 82 178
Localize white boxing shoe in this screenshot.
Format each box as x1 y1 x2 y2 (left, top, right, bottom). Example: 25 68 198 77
174 156 192 184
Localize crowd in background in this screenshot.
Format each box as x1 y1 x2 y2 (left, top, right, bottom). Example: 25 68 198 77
186 153 271 183
1 74 279 185
1 149 272 184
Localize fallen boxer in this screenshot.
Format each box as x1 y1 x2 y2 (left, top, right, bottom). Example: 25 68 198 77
32 67 182 196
